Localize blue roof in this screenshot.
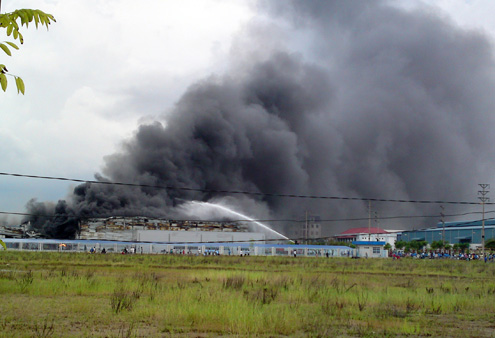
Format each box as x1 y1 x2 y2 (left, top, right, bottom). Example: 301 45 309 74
352 241 386 246
437 219 495 228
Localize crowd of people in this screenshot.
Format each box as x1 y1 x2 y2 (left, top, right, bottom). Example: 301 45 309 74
391 250 495 261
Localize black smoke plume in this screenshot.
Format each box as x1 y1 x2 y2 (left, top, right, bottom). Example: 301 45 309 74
26 0 495 238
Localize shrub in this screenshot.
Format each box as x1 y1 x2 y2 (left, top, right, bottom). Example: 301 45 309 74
19 270 34 293
110 287 141 314
223 275 245 290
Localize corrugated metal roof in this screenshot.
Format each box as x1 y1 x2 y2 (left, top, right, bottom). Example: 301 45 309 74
437 219 495 228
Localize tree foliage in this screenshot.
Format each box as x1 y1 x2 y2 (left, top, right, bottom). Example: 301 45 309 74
395 240 406 250
0 8 55 94
395 240 427 253
430 240 450 250
453 242 470 253
430 240 443 250
408 240 427 252
485 239 495 250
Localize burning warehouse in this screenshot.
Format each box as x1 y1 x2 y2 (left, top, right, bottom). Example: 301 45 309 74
77 216 266 243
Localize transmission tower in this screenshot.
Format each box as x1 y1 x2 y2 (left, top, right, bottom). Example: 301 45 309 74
478 184 490 258
440 205 445 249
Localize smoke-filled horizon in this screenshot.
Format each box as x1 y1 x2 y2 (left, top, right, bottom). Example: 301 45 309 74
25 0 495 238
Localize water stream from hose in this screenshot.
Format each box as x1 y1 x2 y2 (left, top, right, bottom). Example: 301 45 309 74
188 200 290 240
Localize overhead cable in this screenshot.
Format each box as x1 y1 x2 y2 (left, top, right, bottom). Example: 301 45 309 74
0 172 488 205
1 209 495 224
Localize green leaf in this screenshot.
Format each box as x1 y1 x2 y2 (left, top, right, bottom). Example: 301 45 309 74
15 77 21 93
7 23 13 36
0 239 6 250
19 11 29 27
5 41 19 50
16 77 25 94
0 43 12 56
26 10 34 22
32 11 40 28
0 74 7 91
0 9 56 96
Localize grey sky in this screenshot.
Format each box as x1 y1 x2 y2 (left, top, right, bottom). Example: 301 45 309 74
1 0 253 214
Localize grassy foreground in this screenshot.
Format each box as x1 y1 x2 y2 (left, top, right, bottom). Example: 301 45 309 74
1 252 495 337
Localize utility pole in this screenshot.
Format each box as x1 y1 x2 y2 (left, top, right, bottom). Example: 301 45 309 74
478 184 490 259
374 210 379 241
305 210 308 245
440 205 445 250
368 201 371 241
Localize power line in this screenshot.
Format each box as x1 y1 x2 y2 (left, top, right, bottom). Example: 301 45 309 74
1 209 495 224
0 171 487 205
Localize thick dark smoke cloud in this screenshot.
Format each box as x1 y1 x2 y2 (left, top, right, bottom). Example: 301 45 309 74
26 0 495 238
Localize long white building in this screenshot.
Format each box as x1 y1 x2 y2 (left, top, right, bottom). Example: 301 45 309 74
77 216 266 243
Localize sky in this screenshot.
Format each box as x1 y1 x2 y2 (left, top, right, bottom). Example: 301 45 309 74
1 0 254 216
2 0 495 230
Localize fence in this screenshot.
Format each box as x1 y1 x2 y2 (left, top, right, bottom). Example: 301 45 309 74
2 238 357 257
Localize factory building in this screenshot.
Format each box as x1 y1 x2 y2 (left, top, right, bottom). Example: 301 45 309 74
290 214 322 242
77 216 267 243
352 241 388 258
397 219 495 245
332 227 398 248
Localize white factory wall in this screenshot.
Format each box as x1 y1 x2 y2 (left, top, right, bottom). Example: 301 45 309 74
136 230 266 243
78 229 133 242
355 233 397 248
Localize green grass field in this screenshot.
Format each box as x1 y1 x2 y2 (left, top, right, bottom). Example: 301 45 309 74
1 251 495 337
